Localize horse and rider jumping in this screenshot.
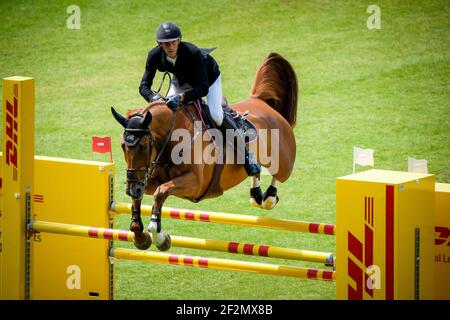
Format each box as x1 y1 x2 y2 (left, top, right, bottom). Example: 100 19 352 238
112 22 298 250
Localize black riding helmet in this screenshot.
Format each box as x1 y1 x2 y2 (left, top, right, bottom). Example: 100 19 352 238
156 22 182 43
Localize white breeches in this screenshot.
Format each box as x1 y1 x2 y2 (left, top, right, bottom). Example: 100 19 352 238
167 74 224 126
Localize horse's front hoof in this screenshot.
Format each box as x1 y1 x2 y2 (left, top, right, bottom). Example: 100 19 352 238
155 232 171 251
133 231 152 250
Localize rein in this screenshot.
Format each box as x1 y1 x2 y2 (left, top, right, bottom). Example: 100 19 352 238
148 111 178 178
156 72 172 97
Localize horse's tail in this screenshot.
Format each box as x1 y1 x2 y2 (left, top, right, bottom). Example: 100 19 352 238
251 52 298 127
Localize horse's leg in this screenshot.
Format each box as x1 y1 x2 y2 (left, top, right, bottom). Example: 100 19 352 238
130 198 152 250
261 176 279 210
148 171 200 251
249 175 264 208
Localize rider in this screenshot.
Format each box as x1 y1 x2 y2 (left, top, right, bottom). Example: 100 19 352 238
139 21 261 176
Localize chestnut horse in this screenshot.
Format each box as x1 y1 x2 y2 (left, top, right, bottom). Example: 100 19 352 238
111 52 298 250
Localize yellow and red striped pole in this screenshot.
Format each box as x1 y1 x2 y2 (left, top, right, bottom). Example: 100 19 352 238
171 235 334 265
29 220 134 242
110 202 336 235
111 248 336 281
28 220 334 265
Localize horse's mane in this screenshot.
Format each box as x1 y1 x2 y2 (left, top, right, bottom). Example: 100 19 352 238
251 52 298 127
126 101 166 118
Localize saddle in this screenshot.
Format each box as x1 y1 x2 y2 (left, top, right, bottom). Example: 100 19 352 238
196 97 258 144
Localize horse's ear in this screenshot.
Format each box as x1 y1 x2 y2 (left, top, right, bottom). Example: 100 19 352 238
111 106 128 128
141 111 152 128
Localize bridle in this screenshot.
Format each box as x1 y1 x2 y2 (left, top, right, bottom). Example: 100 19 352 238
124 112 178 198
124 127 153 199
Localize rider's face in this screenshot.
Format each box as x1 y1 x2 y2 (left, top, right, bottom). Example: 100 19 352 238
159 39 180 59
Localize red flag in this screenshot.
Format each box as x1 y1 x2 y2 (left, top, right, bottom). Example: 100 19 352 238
92 136 113 162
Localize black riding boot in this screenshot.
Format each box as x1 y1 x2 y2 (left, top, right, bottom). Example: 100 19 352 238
218 113 261 176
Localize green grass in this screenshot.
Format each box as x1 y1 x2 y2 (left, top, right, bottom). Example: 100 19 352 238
1 0 449 300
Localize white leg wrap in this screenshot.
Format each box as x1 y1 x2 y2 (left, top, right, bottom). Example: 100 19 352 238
148 214 158 233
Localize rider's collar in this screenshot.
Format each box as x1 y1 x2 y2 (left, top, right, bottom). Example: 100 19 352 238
166 55 177 66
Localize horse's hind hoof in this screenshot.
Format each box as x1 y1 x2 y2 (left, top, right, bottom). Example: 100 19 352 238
250 197 261 208
250 186 263 208
133 231 152 250
261 185 279 210
155 232 171 251
261 195 279 210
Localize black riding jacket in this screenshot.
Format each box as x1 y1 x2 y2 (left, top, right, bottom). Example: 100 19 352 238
139 41 220 103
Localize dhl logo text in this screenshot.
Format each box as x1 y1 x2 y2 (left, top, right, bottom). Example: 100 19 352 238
435 226 450 246
5 86 19 181
347 196 380 299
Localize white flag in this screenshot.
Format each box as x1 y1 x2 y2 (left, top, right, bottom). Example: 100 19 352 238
353 147 374 173
408 157 428 174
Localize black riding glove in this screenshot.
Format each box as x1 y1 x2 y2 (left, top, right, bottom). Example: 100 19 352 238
166 95 181 111
150 93 164 102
